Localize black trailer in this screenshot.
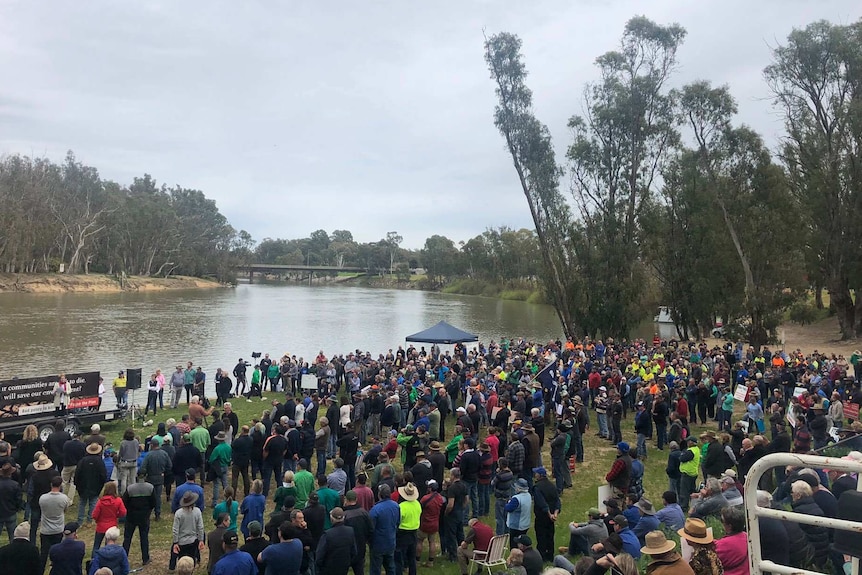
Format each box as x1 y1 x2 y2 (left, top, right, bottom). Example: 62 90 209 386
0 371 123 441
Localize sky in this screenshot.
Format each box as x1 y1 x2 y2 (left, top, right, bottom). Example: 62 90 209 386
1 1 860 250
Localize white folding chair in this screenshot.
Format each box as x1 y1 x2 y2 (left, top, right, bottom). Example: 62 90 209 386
469 533 509 575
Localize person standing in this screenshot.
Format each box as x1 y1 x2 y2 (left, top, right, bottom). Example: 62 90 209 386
262 426 287 498
170 491 205 570
170 366 186 409
315 418 331 477
29 454 59 542
145 373 159 416
47 522 86 575
369 484 400 575
91 482 126 555
184 362 196 405
531 467 560 562
138 439 171 520
343 491 373 575
122 476 156 567
240 480 266 540
0 521 40 575
316 507 357 575
39 476 70 573
259 521 304 575
549 424 569 495
117 429 140 496
61 431 86 505
395 483 420 575
113 371 128 410
74 443 107 526
442 468 467 561
209 432 232 508
231 426 253 498
0 462 22 542
504 479 532 540
206 513 230 574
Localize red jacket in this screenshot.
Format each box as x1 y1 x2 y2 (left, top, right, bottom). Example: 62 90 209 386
92 495 127 533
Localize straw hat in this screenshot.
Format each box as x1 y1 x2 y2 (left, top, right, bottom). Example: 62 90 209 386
678 518 713 545
429 441 442 452
397 482 419 502
640 531 676 555
215 431 227 441
86 443 102 455
34 455 53 471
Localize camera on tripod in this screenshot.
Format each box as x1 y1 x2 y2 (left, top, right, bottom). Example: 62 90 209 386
251 352 262 359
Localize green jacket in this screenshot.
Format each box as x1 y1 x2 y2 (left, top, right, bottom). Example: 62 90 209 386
294 470 315 508
190 427 211 454
209 442 232 467
446 434 463 463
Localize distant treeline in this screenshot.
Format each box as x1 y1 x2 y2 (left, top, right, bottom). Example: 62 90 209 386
0 152 250 280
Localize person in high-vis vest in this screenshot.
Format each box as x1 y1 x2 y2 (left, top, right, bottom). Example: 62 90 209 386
677 437 701 513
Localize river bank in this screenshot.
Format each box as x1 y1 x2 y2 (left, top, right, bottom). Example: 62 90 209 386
0 273 224 294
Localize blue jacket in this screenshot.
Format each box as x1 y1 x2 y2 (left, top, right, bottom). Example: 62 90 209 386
631 514 659 546
240 494 267 539
369 499 401 553
617 527 641 559
655 503 685 531
213 549 258 575
89 543 129 575
622 505 640 529
172 481 205 513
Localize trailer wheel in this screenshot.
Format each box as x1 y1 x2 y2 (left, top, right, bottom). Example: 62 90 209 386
64 420 79 437
38 424 54 443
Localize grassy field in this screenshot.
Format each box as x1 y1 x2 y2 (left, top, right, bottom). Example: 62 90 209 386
77 397 726 574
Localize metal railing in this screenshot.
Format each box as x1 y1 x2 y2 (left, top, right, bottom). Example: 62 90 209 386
744 452 862 575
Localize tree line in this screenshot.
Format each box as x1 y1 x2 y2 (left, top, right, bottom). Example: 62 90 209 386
250 226 541 288
0 152 249 280
484 16 862 348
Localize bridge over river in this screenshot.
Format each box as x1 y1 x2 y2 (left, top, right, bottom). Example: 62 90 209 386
234 263 369 281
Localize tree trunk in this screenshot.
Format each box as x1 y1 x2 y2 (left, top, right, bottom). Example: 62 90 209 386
830 285 856 340
814 285 824 310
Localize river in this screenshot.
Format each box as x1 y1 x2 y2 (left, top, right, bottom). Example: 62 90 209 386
0 283 672 410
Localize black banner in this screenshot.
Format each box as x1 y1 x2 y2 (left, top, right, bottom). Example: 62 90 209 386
0 372 100 418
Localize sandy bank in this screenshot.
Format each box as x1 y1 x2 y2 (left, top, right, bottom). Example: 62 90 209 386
0 273 224 294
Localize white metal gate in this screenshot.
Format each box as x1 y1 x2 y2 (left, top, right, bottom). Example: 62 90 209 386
744 452 862 575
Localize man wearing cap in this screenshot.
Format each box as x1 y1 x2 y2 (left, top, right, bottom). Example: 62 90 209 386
73 443 106 525
531 466 560 561
640 530 693 574
515 535 543 575
0 520 39 574
113 370 128 409
504 478 532 539
316 507 357 575
39 476 69 573
240 520 269 569
554 508 606 567
591 515 640 560
48 522 85 575
605 442 633 503
213 529 256 575
139 439 172 520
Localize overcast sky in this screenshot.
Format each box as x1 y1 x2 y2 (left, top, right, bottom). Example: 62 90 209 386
1 1 860 249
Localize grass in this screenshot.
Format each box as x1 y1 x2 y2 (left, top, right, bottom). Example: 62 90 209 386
70 396 729 574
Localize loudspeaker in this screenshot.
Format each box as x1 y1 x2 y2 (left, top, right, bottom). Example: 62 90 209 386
126 368 142 390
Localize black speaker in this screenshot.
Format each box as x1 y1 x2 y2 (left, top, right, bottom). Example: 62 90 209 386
126 368 142 390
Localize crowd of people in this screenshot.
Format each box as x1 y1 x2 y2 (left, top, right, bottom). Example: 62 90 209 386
1 338 861 575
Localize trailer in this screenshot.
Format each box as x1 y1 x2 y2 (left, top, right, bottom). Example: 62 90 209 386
0 371 122 441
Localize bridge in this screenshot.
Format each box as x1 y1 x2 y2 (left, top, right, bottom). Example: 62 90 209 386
234 263 369 281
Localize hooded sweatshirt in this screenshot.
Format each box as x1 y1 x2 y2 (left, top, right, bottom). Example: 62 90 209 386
89 543 130 575
92 494 127 533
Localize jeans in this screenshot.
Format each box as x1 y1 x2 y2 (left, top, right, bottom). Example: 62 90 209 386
317 449 327 477
370 549 396 575
29 507 40 542
566 532 590 556
478 483 490 517
145 390 158 415
442 509 464 560
328 434 337 460
464 481 478 519
78 495 98 524
41 532 63 572
152 484 164 518
679 474 697 512
118 461 137 496
494 496 508 535
636 433 648 460
212 466 228 506
93 531 106 557
184 384 194 404
655 423 667 450
574 434 584 463
395 530 418 575
123 518 150 563
170 387 183 408
115 389 128 409
611 418 622 443
668 476 681 498
597 413 608 438
232 463 250 497
0 514 15 543
261 462 279 498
